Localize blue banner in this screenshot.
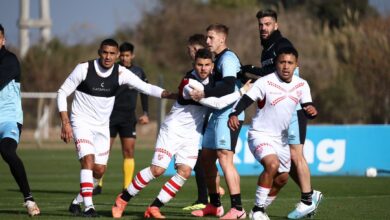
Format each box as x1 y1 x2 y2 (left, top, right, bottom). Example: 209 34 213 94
165 125 390 176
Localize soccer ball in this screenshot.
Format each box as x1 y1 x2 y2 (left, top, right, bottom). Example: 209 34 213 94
365 167 377 177
249 210 270 220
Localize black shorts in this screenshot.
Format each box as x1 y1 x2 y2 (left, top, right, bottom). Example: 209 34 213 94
110 118 137 138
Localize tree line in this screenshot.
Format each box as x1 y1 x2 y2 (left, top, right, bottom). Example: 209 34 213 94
18 0 390 126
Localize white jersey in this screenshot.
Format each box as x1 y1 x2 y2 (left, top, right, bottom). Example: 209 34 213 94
57 59 164 126
246 72 312 137
161 75 243 140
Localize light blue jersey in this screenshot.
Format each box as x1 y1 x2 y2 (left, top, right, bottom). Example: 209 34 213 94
0 79 23 124
211 50 244 120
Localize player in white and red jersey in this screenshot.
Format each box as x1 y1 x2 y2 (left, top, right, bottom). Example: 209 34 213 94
111 49 250 219
228 47 317 220
57 39 174 217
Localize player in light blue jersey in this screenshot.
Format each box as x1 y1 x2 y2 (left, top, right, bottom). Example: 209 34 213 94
0 24 40 217
190 24 246 219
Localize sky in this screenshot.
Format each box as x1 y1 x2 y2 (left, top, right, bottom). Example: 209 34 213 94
0 0 159 47
0 0 389 49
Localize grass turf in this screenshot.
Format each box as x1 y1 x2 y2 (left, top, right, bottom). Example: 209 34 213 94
0 142 389 219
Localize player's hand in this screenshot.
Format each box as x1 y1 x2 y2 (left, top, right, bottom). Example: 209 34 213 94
161 90 177 99
190 89 204 102
241 79 252 93
228 115 240 131
60 122 73 143
303 105 318 117
138 115 150 124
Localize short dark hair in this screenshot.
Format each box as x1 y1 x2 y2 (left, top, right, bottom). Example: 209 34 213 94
195 48 213 60
256 9 278 21
188 34 207 48
0 24 4 35
119 42 134 53
276 46 299 60
206 24 229 36
100 38 119 49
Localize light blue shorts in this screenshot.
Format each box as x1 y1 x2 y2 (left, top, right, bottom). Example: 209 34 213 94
0 122 21 143
288 110 307 145
202 117 242 152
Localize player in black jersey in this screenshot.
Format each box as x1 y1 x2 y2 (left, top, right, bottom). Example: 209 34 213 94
93 42 149 195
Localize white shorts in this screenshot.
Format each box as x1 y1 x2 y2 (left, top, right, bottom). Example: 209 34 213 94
248 131 291 173
72 122 110 165
151 127 199 169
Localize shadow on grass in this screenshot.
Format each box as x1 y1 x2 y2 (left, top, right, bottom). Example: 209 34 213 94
8 188 76 195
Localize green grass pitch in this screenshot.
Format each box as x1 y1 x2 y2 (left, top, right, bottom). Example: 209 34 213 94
0 141 389 219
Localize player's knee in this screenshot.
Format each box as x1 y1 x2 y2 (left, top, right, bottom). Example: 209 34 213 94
176 166 192 179
150 165 165 177
265 160 280 174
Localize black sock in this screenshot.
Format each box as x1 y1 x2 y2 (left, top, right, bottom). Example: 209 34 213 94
230 194 243 211
301 190 313 205
150 198 164 208
252 205 265 213
209 193 221 207
194 151 208 204
120 190 133 202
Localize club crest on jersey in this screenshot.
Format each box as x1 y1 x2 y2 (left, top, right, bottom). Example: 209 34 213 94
158 154 164 160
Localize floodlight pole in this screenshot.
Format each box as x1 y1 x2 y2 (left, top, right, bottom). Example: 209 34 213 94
19 0 52 58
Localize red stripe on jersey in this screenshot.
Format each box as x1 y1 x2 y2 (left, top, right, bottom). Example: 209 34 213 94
80 182 94 188
168 179 181 191
162 185 176 197
136 173 148 185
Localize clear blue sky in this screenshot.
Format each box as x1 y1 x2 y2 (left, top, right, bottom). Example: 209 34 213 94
0 0 388 48
0 0 159 47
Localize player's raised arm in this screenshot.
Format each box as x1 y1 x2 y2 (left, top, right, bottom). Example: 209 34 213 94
119 68 174 99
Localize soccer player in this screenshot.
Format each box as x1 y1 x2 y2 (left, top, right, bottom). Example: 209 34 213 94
58 38 174 217
190 24 246 219
0 24 40 217
240 9 323 219
93 42 150 195
111 48 251 219
182 34 225 211
228 47 318 220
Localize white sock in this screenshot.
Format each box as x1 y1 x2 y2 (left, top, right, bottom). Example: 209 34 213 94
157 173 187 203
127 167 155 196
72 193 84 204
264 195 277 209
80 169 94 210
255 185 271 208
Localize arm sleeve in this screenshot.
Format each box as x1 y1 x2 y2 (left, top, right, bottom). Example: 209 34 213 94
199 90 242 110
242 65 276 77
57 64 87 112
139 69 149 113
204 76 236 98
119 68 164 98
229 95 255 117
0 53 20 90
